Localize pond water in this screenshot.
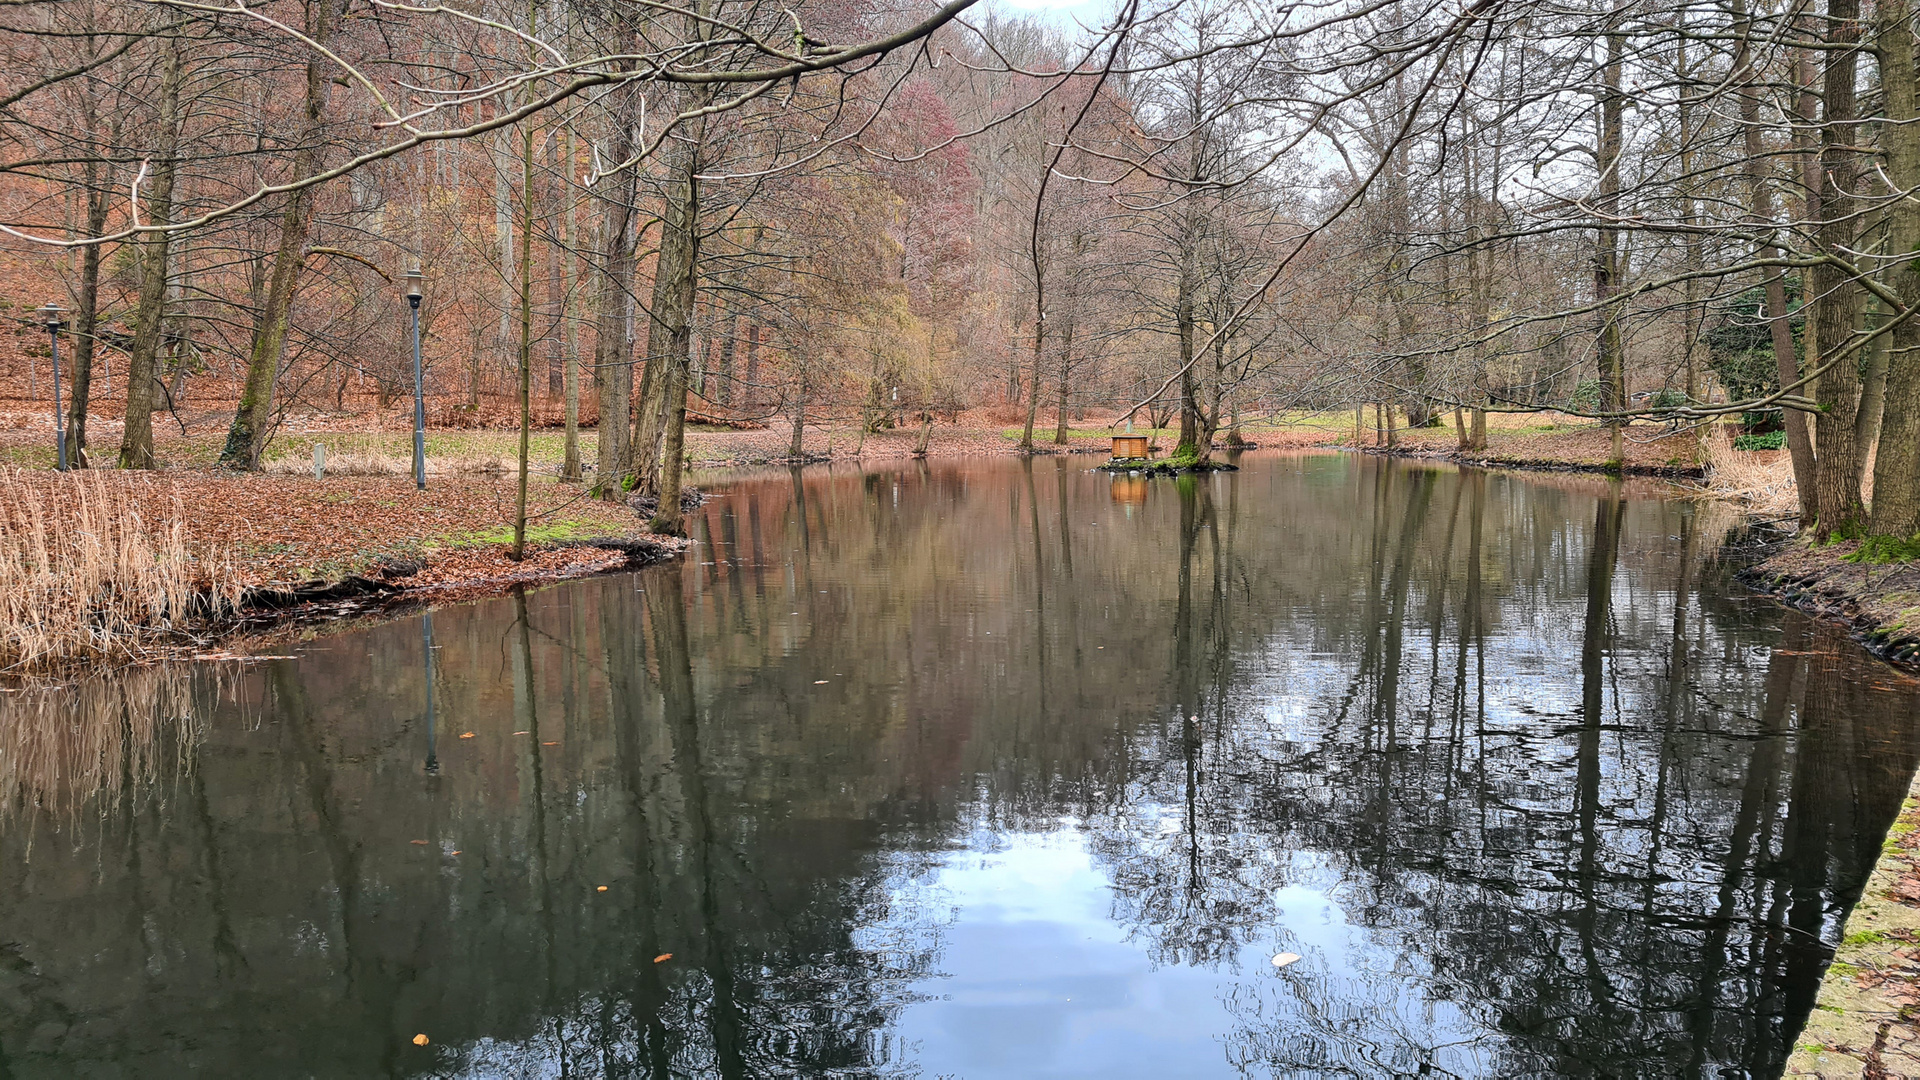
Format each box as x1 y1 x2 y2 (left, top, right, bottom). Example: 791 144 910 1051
2 452 1917 1078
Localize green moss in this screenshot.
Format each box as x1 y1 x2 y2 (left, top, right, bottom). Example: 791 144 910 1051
1842 929 1891 947
1848 534 1920 564
1826 961 1861 979
456 519 609 546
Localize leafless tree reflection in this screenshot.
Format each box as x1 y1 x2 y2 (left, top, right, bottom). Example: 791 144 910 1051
0 456 1913 1075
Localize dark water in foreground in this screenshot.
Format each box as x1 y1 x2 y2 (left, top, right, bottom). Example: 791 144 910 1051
2 452 1917 1078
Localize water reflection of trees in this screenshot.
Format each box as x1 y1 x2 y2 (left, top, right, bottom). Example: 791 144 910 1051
0 455 1914 1076
1073 461 1920 1075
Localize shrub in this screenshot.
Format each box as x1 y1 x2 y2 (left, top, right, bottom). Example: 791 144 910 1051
1733 431 1786 451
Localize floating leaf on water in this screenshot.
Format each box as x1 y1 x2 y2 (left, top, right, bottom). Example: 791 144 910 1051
542 741 559 746
459 732 475 739
1271 952 1300 968
654 953 673 963
412 1033 429 1046
409 839 428 845
513 731 530 735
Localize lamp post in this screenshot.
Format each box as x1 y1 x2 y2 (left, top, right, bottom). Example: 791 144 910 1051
41 302 67 471
405 265 425 490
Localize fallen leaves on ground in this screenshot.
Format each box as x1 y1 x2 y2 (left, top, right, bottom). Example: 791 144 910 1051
0 468 666 589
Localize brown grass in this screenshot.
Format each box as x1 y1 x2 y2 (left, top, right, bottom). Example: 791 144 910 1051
0 468 242 674
1698 438 1799 520
260 448 522 478
1696 436 1877 524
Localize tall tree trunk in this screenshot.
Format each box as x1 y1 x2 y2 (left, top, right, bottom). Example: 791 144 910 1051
743 323 761 410
119 37 184 470
547 239 563 402
1593 4 1628 472
633 119 701 513
1175 235 1202 459
560 125 582 482
1854 298 1889 492
1053 321 1074 445
495 134 514 378
788 375 806 459
66 164 108 468
715 306 736 408
1870 0 1920 539
590 127 638 499
220 0 336 470
510 77 537 561
1811 0 1867 539
1019 310 1043 452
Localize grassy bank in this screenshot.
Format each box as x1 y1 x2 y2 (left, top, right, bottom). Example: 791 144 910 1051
1787 773 1920 1077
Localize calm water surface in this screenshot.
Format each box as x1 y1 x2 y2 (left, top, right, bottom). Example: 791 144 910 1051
3 452 1917 1078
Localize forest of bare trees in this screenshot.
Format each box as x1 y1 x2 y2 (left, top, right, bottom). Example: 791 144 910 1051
5 0 1920 544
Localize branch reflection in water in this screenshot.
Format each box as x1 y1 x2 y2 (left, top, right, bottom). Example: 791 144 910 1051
0 453 1914 1076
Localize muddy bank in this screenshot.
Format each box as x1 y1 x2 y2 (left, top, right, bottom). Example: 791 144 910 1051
238 535 686 622
1737 539 1920 670
211 533 690 653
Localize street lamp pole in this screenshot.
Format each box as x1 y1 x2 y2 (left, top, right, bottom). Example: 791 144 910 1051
405 265 425 490
41 302 67 471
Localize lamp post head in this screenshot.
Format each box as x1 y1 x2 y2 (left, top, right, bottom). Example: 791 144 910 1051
40 301 63 330
404 265 423 310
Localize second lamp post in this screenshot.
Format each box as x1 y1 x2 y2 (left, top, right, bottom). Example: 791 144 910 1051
41 302 67 472
405 265 425 490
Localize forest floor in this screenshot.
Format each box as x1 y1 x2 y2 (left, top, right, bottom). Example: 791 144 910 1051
1787 769 1920 1078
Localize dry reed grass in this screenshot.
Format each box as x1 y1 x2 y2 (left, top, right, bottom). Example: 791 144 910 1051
1696 435 1878 524
0 468 242 674
1699 437 1800 521
0 665 204 829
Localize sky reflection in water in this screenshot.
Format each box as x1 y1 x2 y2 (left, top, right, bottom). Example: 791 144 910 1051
1 451 1916 1078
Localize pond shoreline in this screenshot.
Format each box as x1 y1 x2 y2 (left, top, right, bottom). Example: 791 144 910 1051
1354 439 1919 671
1352 440 1708 479
1786 769 1920 1078
0 466 699 682
1734 541 1920 670
230 534 689 632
